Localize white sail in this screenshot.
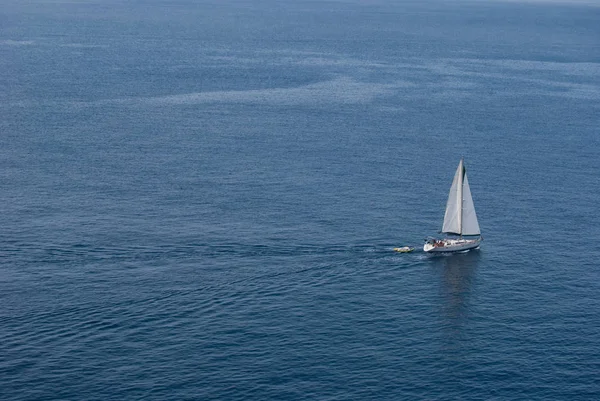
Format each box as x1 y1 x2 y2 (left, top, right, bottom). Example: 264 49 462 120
441 160 463 235
441 159 480 236
461 174 480 235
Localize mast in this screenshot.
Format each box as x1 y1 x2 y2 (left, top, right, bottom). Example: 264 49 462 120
458 158 464 238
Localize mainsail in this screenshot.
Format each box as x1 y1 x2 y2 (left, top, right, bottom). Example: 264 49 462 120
441 159 480 236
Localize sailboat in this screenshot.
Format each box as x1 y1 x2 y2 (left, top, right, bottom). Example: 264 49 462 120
424 158 482 253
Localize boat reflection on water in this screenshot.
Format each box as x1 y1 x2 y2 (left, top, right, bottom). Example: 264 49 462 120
430 250 482 343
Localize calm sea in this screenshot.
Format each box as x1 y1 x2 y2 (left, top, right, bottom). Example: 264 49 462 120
1 0 599 399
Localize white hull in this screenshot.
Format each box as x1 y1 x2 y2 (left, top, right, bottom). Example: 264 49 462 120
423 238 481 253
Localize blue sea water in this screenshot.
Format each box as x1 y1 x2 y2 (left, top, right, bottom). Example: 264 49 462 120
1 0 600 399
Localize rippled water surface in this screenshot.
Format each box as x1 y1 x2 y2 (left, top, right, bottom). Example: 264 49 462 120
1 0 600 399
